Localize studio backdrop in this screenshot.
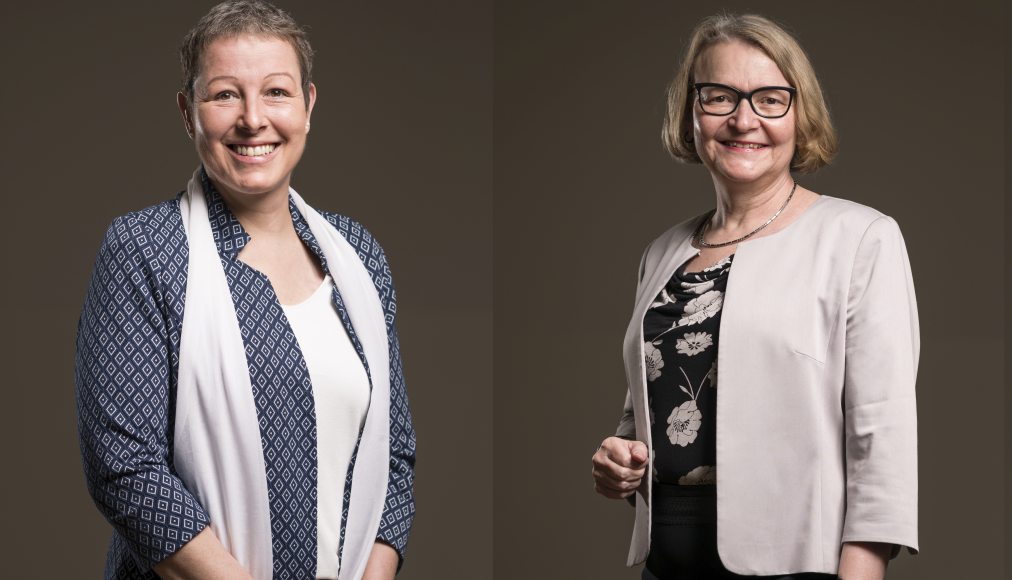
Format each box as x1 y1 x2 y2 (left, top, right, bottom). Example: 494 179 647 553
0 0 1005 579
1 1 491 578
493 1 1004 579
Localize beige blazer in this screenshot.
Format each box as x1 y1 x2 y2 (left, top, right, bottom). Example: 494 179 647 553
617 196 919 575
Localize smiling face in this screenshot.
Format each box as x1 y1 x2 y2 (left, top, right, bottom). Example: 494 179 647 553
179 34 316 202
690 40 795 190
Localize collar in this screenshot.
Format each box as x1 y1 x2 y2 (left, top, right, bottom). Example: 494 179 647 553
198 167 327 267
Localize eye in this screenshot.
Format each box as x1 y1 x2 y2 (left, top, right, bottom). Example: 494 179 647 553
698 87 737 104
266 88 290 99
214 91 238 101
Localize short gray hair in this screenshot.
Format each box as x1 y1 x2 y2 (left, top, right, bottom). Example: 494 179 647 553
179 0 314 108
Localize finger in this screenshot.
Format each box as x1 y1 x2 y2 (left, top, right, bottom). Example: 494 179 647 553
594 482 636 500
593 473 634 492
601 437 649 469
592 445 625 472
627 440 649 465
596 476 642 494
592 454 646 483
592 466 644 490
599 438 636 467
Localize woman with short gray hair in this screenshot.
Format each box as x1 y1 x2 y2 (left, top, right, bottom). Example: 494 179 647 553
76 2 415 578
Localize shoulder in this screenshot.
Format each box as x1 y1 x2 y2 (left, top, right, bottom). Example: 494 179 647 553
316 209 397 308
110 196 182 231
641 211 707 262
806 196 904 242
87 197 187 319
103 197 185 253
96 197 187 288
805 195 902 233
317 209 388 262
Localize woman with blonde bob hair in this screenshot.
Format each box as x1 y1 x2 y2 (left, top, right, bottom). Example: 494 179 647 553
592 13 918 580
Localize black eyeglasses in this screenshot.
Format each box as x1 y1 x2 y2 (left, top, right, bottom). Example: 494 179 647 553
692 82 796 119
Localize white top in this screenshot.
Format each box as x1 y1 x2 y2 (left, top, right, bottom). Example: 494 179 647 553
283 275 371 579
177 172 392 580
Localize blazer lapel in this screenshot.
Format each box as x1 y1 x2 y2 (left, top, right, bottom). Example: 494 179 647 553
634 228 699 322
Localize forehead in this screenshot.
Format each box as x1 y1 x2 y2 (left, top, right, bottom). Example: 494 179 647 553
693 40 788 88
197 34 301 82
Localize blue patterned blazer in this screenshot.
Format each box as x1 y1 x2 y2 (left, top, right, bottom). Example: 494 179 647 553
75 174 415 579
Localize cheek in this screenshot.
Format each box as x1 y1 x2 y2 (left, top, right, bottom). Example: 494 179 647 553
774 123 795 145
691 121 703 143
690 110 707 138
694 119 724 158
773 114 797 146
776 129 797 158
275 108 309 136
193 109 229 141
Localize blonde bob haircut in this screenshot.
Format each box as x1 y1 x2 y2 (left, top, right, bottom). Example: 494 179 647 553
662 14 838 173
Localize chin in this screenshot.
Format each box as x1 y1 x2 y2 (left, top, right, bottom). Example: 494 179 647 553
713 159 782 183
233 179 287 197
723 172 768 185
711 168 763 185
209 172 279 199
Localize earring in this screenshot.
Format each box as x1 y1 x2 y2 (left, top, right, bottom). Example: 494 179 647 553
305 121 311 131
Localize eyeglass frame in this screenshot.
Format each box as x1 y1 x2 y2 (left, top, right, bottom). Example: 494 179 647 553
691 82 797 119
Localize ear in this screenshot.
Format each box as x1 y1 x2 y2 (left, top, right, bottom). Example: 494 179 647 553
682 121 694 145
176 92 194 139
305 82 317 132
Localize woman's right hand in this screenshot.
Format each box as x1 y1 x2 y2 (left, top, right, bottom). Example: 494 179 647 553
152 527 254 580
592 437 649 499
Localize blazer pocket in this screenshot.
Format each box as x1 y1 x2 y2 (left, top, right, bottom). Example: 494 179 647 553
787 297 841 364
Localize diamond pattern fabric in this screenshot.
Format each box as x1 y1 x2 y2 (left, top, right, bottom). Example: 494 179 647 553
76 173 415 578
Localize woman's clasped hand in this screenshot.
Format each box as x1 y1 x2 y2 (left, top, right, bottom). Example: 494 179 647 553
592 437 649 500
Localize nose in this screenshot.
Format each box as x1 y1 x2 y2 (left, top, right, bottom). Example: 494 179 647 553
728 99 760 131
238 97 266 132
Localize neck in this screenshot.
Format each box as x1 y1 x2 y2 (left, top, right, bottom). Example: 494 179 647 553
711 173 795 231
213 181 294 237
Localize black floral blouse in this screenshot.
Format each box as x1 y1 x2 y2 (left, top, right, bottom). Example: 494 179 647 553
643 254 733 485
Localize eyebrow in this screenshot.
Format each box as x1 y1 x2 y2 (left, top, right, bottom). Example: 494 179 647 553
205 72 298 84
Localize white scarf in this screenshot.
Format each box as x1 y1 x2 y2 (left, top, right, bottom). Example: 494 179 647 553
173 168 390 579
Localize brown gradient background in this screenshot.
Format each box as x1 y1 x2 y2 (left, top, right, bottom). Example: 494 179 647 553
1 1 491 578
0 1 1008 580
494 1 1004 580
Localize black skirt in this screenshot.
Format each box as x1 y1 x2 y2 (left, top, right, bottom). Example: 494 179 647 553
644 483 838 580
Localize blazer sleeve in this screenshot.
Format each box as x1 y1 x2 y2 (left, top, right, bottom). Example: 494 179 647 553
377 322 416 564
841 215 919 555
372 238 417 566
615 391 637 440
615 243 651 441
318 212 416 566
75 218 211 571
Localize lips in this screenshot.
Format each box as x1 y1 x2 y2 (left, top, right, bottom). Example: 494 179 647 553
228 143 279 157
722 140 766 149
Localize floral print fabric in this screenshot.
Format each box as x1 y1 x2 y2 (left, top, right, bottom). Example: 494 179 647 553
643 254 732 485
